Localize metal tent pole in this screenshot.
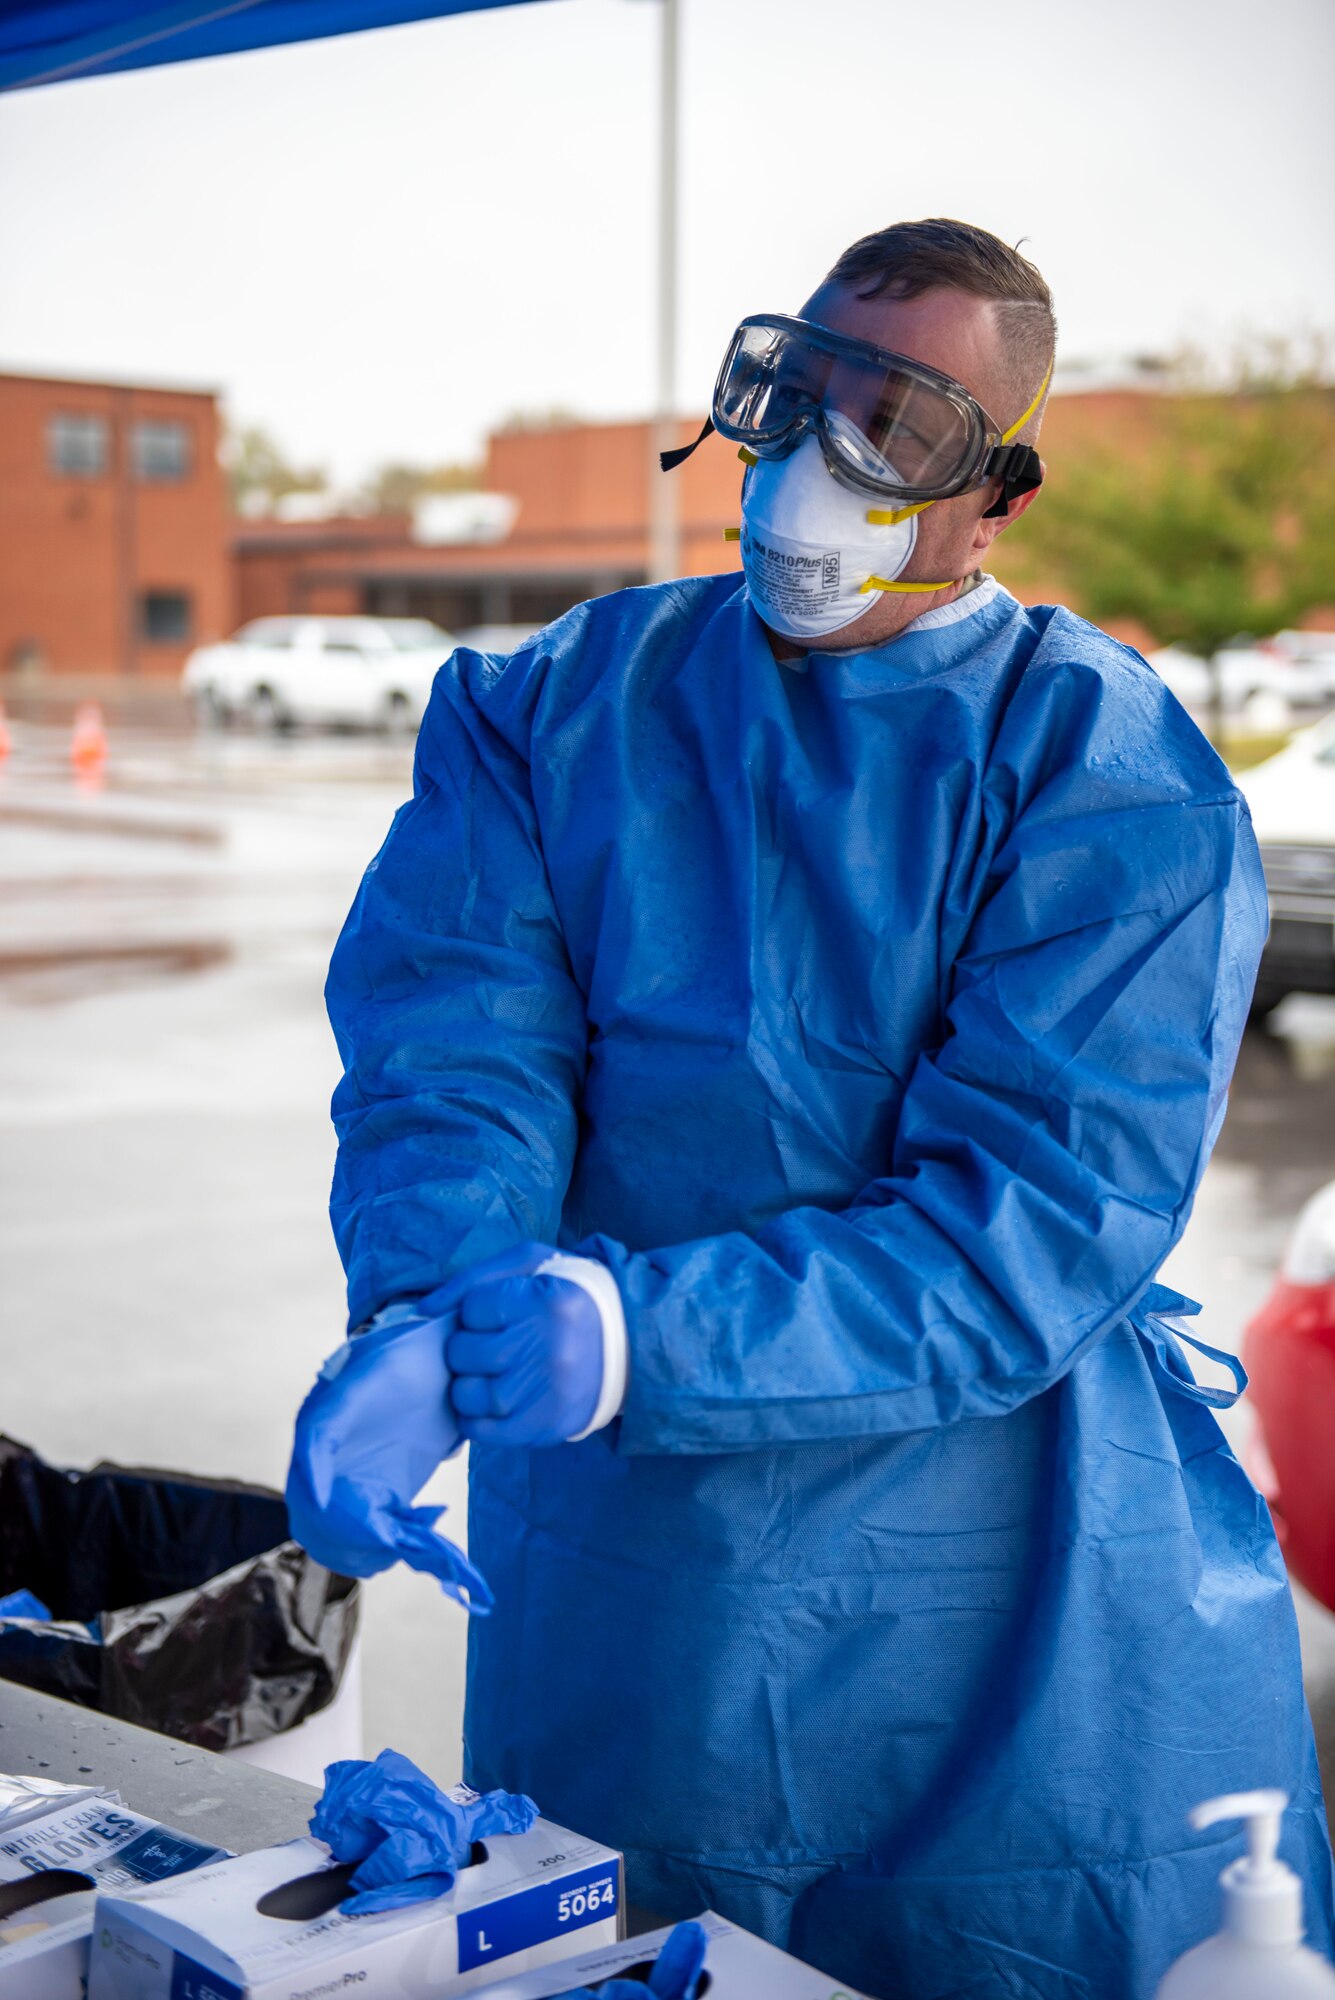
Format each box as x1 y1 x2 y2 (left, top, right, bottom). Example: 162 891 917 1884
647 0 680 586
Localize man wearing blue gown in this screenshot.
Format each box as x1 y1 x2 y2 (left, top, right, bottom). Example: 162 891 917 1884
323 220 1334 1996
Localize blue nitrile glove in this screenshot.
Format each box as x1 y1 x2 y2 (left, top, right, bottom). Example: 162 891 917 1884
556 1921 709 2000
439 1242 628 1448
0 1591 52 1622
286 1310 492 1610
310 1749 537 1914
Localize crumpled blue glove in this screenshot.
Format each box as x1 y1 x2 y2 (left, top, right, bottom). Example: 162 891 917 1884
0 1590 52 1622
556 1921 709 1999
437 1241 622 1448
286 1310 491 1611
310 1748 538 1914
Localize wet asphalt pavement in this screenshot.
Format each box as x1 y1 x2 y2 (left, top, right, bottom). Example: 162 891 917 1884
2 720 1334 1813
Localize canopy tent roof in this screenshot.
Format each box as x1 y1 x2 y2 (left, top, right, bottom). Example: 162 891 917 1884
0 0 547 91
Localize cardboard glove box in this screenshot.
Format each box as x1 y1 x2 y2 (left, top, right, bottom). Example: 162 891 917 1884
89 1807 623 1999
0 1786 226 1999
467 1909 870 1999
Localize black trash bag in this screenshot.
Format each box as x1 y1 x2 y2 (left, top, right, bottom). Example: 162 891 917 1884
0 1434 358 1753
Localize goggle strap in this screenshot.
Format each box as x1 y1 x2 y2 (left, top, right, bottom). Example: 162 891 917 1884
1000 355 1054 444
981 443 1043 519
660 416 714 474
979 355 1053 517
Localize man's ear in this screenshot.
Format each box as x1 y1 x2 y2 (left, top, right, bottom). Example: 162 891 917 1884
969 457 1045 559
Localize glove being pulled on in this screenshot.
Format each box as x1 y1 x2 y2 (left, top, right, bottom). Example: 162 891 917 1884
437 1241 625 1447
556 1920 709 1999
310 1749 538 1915
286 1310 491 1610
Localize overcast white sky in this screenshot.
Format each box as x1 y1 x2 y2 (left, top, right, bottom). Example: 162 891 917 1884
2 0 1332 485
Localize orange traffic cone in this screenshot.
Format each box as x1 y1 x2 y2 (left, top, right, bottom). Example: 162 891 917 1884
0 702 10 761
70 701 108 774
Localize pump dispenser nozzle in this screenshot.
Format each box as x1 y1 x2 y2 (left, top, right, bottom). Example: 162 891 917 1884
1192 1791 1287 1872
1190 1790 1300 1947
1156 1788 1335 1998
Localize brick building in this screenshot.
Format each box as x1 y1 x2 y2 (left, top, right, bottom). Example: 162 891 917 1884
232 416 747 632
9 367 1310 677
0 369 229 678
229 393 1186 644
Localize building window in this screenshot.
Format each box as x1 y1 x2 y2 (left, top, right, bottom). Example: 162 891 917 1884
48 413 109 477
138 590 192 643
134 420 191 482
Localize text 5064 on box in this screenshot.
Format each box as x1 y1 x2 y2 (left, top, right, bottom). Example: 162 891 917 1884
89 1797 622 2000
554 1878 615 1930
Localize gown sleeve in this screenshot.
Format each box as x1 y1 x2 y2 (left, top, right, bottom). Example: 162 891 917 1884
592 666 1270 1453
326 652 589 1332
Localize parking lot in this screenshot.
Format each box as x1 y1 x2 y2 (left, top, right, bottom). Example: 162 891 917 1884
2 718 1334 1793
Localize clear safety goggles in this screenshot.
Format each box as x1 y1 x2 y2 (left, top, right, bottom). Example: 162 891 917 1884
664 313 1050 518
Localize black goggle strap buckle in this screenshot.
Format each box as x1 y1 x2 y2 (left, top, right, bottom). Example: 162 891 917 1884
659 416 715 474
980 442 1043 518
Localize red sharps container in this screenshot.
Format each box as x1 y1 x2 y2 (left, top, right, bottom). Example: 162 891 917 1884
1244 1181 1335 1615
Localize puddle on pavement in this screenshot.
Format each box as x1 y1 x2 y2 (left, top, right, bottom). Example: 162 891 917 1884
1218 1012 1335 1193
0 939 231 1006
0 724 414 800
0 873 208 901
0 798 222 846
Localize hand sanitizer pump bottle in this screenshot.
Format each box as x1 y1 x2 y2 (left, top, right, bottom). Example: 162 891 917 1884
1156 1790 1335 1998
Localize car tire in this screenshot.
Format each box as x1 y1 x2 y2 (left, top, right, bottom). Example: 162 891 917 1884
195 687 228 729
382 691 414 736
248 686 289 733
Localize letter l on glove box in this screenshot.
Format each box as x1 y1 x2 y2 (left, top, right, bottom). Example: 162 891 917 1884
87 1813 623 1999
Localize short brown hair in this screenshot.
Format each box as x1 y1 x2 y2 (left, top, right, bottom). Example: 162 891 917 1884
828 218 1056 438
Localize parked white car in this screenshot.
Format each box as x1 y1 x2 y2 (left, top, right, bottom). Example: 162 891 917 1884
1273 628 1335 707
1237 710 1335 1014
455 622 543 657
1146 634 1335 719
1145 644 1287 714
1146 645 1212 709
182 617 454 731
1213 637 1333 714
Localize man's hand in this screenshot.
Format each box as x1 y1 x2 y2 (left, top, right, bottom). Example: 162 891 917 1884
437 1243 627 1446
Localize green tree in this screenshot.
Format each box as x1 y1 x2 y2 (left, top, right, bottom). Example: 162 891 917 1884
1009 348 1335 735
226 424 328 512
495 406 583 434
355 458 483 515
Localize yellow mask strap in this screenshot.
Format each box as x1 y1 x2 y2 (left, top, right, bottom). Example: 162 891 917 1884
865 499 934 528
861 574 956 595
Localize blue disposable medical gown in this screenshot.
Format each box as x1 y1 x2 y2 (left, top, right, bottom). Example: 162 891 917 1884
326 574 1334 1998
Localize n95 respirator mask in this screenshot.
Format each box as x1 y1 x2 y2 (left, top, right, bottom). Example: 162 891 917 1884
739 437 922 643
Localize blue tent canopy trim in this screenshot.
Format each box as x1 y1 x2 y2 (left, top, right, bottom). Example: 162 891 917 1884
0 0 546 91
